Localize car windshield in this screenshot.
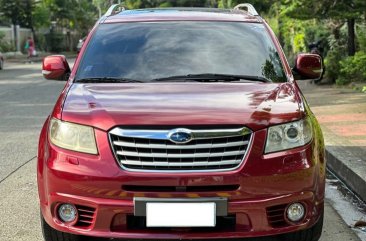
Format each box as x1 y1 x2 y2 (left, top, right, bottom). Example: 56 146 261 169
75 21 287 83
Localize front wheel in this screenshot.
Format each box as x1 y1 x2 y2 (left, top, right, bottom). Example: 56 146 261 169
41 215 81 241
280 212 324 241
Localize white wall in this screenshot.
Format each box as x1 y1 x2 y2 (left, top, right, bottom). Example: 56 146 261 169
0 25 32 52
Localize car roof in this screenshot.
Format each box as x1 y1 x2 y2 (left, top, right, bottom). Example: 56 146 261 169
102 8 262 24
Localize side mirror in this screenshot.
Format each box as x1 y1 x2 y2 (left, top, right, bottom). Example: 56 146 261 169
42 55 71 80
293 53 323 80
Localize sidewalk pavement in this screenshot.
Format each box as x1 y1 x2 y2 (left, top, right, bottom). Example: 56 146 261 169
298 80 366 202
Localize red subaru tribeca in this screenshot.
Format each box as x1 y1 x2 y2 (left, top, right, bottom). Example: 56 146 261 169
38 4 325 241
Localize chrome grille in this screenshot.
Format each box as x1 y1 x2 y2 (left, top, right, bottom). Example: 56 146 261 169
109 127 252 172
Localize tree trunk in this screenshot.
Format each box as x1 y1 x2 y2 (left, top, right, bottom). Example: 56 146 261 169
278 18 284 47
347 18 356 56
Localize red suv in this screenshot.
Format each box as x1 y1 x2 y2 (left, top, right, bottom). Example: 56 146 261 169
39 4 325 241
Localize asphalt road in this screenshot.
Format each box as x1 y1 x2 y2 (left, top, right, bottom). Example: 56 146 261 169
0 61 362 241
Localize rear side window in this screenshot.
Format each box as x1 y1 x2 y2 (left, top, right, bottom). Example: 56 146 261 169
76 21 286 82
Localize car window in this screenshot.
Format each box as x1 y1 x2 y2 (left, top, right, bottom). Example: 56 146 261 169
76 21 287 83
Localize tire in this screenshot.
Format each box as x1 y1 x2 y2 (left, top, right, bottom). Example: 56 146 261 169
280 212 324 241
41 215 81 241
0 59 3 70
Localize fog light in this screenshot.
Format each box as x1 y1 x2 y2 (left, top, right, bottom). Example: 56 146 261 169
286 203 305 222
58 203 77 223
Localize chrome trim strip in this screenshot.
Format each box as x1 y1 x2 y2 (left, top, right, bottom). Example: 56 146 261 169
113 140 249 149
109 127 251 140
121 159 241 167
116 150 246 158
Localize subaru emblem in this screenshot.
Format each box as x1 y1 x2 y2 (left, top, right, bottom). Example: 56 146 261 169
168 128 193 144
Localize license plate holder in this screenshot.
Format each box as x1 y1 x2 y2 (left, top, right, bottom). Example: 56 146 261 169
134 197 228 228
146 202 216 227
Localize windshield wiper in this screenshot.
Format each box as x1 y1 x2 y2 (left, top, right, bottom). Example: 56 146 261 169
149 73 271 83
75 77 144 83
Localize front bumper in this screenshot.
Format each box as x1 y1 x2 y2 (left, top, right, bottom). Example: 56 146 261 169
38 123 326 239
41 191 323 239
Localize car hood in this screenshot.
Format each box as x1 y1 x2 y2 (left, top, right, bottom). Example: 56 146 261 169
61 82 302 131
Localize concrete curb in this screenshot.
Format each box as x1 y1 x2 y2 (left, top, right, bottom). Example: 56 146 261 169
326 146 366 202
6 57 44 63
4 53 77 64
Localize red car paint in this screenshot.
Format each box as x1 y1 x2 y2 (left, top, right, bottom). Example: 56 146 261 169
38 8 325 240
295 53 323 79
42 55 70 80
61 83 302 130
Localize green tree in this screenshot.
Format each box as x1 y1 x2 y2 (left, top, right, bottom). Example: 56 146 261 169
40 0 97 35
33 1 51 28
0 0 35 51
218 0 273 13
283 0 366 56
0 0 34 28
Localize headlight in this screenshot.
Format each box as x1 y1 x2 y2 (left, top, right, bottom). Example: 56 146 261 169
49 118 98 154
265 118 312 153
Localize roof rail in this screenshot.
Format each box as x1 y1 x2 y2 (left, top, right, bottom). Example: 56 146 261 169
104 4 126 17
233 3 259 16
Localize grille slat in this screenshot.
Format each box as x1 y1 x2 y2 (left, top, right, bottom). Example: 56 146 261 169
109 127 252 172
113 140 249 149
121 159 241 167
78 220 93 224
75 205 96 228
266 204 288 228
79 214 94 219
116 150 246 158
77 208 95 214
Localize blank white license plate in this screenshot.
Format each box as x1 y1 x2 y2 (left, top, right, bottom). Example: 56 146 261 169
146 202 216 227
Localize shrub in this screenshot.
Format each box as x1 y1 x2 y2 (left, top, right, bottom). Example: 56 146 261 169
336 51 366 85
0 31 15 52
323 25 348 83
357 26 366 52
324 44 345 83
